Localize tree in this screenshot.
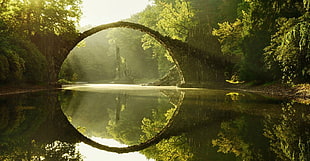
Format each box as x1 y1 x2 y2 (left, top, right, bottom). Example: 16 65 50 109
0 18 47 84
156 0 198 41
212 19 244 56
0 0 82 83
0 0 82 84
140 0 197 42
264 8 309 84
212 0 308 83
0 0 81 37
138 0 197 77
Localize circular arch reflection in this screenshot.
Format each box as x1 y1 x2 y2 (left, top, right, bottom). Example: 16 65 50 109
61 86 185 153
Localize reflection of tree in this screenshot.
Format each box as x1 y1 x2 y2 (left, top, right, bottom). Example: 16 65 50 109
140 106 194 161
142 135 193 161
140 107 175 140
44 141 82 161
115 93 128 122
212 117 263 161
0 92 82 161
264 102 310 161
106 94 145 145
0 93 48 139
0 140 82 161
105 93 166 145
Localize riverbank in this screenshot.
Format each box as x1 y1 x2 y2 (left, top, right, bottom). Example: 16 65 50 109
0 84 58 96
228 83 310 105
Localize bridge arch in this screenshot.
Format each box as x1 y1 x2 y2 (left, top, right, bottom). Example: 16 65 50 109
55 21 228 87
66 21 185 85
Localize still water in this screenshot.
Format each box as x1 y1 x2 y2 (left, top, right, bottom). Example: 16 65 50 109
0 84 309 161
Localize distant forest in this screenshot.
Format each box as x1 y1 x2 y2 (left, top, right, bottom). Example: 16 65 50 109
0 0 309 85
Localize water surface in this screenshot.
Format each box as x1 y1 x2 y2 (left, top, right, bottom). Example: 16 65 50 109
0 84 309 160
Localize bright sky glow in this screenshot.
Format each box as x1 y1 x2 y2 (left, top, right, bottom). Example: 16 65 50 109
80 0 152 26
77 137 155 161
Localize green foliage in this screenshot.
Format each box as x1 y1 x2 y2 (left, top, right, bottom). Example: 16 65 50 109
0 54 9 81
264 14 310 84
0 0 81 84
43 141 82 161
185 0 241 59
156 0 198 41
212 0 309 83
0 0 82 84
6 51 25 81
142 0 197 42
0 0 81 36
0 19 47 84
212 19 244 56
138 0 197 77
13 37 48 83
2 0 308 84
140 31 173 77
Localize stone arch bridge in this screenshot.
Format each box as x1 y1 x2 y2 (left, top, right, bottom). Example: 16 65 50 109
49 21 230 87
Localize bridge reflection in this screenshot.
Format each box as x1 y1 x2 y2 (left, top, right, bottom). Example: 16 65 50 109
58 84 276 153
1 86 308 160
61 84 185 153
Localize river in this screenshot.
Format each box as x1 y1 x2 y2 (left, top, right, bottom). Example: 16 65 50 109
0 84 309 160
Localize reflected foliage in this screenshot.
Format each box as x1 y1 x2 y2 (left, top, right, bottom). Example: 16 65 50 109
264 102 310 161
0 93 48 140
140 106 194 161
105 94 174 146
142 135 193 161
0 140 82 161
212 117 264 161
0 92 82 161
140 107 176 140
